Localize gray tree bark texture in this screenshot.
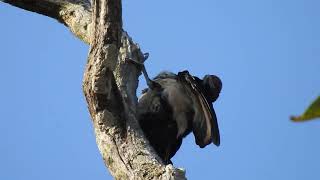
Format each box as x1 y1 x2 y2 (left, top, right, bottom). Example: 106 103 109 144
1 0 186 179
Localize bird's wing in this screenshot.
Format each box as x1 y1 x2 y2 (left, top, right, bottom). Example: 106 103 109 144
178 71 220 147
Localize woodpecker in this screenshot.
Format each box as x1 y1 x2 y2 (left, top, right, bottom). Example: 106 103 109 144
129 54 222 164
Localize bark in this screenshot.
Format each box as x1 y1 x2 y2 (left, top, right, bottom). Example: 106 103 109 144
1 0 92 43
2 0 187 179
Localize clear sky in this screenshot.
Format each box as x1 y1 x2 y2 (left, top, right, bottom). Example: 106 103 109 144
1 0 320 179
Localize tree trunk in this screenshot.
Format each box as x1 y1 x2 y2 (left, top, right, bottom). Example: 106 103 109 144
1 0 186 179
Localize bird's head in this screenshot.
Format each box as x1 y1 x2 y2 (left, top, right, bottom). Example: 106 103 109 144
202 75 222 103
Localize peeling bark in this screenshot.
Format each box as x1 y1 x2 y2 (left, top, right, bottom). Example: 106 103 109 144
2 0 187 179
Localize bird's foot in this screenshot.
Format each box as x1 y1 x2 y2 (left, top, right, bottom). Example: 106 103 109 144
125 53 149 66
126 53 161 90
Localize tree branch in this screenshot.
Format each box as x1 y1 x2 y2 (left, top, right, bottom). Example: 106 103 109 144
1 0 92 43
82 0 186 179
3 0 187 179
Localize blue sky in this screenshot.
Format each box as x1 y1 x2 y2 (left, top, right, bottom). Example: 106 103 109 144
1 0 320 179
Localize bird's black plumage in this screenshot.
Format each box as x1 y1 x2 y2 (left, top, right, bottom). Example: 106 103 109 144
177 71 221 147
138 88 182 164
137 70 222 164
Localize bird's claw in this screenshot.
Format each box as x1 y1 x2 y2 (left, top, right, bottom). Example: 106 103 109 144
126 57 143 66
126 52 149 66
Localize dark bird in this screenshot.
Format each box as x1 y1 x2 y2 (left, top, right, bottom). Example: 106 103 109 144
129 55 222 164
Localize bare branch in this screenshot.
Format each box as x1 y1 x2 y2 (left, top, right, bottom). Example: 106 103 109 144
82 0 186 179
1 0 92 43
3 0 187 178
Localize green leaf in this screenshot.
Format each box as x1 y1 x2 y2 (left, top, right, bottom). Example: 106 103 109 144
291 96 320 122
